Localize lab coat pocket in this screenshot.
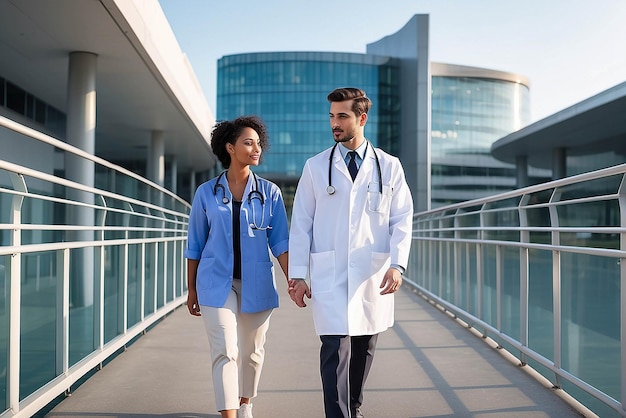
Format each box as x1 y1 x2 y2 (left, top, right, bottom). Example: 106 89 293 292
367 183 393 213
371 251 390 277
310 250 336 294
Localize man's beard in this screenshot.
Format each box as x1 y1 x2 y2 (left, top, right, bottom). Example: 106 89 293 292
333 130 354 143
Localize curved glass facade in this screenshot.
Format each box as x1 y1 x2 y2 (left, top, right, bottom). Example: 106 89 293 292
217 52 531 211
217 52 400 183
431 75 531 207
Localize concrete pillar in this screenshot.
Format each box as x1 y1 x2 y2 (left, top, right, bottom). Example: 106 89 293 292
552 147 566 180
65 51 97 307
150 130 165 187
189 170 197 202
516 155 529 189
169 157 178 195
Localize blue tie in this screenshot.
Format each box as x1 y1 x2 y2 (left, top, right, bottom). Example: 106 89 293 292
347 151 358 181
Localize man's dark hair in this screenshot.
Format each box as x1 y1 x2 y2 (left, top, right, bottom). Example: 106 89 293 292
327 87 372 116
210 115 268 169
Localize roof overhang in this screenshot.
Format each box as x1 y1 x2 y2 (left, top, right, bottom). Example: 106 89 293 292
431 62 530 88
492 82 626 169
0 0 216 172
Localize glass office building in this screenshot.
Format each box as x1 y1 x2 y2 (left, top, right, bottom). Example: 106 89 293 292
217 15 534 211
217 52 400 175
430 63 536 207
217 52 399 209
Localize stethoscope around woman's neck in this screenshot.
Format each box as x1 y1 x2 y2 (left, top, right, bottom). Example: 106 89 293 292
326 140 382 195
213 170 264 205
213 170 270 230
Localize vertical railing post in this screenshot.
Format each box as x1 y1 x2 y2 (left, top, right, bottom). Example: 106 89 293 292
140 242 146 321
548 188 562 387
159 207 167 307
178 237 184 298
518 194 530 365
163 240 169 305
465 243 470 312
438 238 443 297
153 240 158 313
617 175 626 415
121 203 133 334
421 236 426 288
94 196 107 353
477 205 484 321
476 243 483 320
8 173 26 413
428 230 433 292
496 245 502 332
140 207 149 321
454 210 460 307
56 248 70 377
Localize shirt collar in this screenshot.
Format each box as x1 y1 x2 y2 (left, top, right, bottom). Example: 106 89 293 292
339 140 367 160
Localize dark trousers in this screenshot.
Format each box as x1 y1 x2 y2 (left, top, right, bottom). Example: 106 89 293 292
320 334 378 418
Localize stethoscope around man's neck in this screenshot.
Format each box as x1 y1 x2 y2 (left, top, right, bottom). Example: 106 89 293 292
326 140 382 195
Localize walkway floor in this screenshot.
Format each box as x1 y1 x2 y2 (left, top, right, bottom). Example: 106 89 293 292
43 267 588 418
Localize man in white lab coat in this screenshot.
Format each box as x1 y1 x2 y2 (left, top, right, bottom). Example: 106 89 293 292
288 87 413 418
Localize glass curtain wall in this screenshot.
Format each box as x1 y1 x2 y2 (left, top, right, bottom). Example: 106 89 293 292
217 52 399 211
431 76 531 207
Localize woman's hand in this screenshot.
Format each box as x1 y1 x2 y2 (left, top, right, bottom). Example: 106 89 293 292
187 289 201 316
288 279 311 308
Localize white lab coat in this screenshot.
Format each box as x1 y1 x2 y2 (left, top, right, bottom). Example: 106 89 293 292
289 144 413 336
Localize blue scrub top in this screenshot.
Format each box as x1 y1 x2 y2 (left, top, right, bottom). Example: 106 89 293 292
185 173 289 313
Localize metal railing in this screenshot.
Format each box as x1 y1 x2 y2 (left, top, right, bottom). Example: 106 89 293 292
0 115 189 417
407 164 626 417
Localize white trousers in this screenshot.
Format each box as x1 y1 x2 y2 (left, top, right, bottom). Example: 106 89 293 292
200 280 273 411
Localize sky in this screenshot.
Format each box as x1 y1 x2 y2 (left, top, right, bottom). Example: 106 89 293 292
158 0 626 123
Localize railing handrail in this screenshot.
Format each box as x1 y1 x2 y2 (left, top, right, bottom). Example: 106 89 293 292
0 159 189 219
414 162 626 218
0 115 190 210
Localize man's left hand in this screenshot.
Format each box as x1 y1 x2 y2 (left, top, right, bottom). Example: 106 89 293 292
379 267 402 295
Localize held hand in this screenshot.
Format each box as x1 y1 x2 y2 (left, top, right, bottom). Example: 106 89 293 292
187 290 201 316
380 268 402 295
288 279 311 308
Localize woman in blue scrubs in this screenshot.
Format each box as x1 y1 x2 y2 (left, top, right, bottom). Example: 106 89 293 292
185 116 289 418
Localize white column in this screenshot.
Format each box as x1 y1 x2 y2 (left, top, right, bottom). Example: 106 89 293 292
169 157 178 195
150 130 165 187
65 51 97 307
189 171 197 202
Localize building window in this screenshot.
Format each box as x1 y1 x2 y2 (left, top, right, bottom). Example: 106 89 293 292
34 98 46 124
0 76 67 138
6 82 26 114
0 77 5 107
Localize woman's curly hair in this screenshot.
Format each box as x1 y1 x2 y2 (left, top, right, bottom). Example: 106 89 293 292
210 115 269 169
